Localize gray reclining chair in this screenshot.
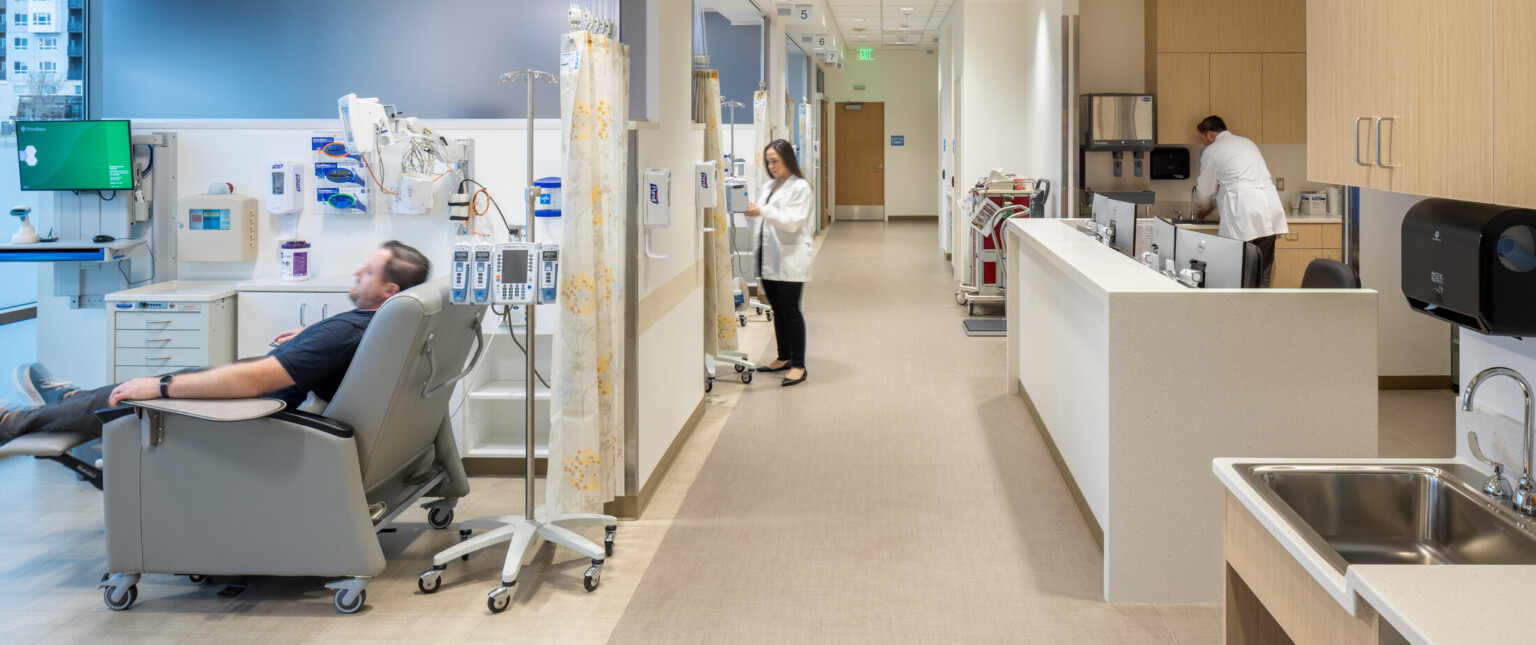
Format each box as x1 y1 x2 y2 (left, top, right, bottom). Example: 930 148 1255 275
95 278 485 614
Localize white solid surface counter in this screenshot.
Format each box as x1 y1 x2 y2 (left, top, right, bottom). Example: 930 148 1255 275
1005 219 1380 603
105 280 238 302
1215 457 1536 645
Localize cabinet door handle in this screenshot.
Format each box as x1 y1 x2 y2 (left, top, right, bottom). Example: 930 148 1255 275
299 303 308 327
1353 117 1372 167
1376 116 1401 169
1284 233 1301 241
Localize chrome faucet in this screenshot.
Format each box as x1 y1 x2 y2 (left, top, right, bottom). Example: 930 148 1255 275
1463 367 1536 515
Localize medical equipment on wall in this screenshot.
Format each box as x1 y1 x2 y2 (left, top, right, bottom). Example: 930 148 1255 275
470 242 493 305
9 205 38 244
449 242 472 303
695 161 718 235
176 190 257 262
389 173 434 215
724 178 750 215
312 134 371 215
267 161 305 242
337 94 390 155
536 242 560 303
644 168 671 259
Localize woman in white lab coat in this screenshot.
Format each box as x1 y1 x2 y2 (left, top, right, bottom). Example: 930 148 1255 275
745 139 813 386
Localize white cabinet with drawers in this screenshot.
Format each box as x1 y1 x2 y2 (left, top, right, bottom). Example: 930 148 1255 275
105 281 238 382
234 277 356 360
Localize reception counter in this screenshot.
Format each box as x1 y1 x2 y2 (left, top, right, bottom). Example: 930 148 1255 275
1004 218 1379 604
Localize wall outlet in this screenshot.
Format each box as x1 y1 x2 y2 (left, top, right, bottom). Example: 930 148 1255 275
1275 177 1285 190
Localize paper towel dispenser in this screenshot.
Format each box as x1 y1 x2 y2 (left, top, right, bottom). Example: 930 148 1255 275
1403 198 1536 336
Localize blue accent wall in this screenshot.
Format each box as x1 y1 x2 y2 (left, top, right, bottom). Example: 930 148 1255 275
702 11 760 109
102 0 643 119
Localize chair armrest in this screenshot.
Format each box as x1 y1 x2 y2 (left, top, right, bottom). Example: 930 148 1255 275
269 410 354 438
93 406 135 425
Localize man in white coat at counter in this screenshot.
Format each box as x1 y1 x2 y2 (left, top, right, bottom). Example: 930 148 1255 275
1192 115 1288 287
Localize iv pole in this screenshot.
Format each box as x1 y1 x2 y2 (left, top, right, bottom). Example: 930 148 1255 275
418 67 617 615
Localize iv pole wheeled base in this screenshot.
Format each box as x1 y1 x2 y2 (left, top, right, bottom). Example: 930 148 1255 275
416 508 616 612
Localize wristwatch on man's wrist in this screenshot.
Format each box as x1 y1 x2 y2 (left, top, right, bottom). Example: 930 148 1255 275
159 373 176 399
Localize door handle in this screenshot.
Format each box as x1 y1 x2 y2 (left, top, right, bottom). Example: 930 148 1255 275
1353 116 1373 167
875 164 884 171
1375 116 1401 169
299 303 308 327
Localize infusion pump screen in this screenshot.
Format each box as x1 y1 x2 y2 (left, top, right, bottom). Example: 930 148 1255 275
502 249 529 284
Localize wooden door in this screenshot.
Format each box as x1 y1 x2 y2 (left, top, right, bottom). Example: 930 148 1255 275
834 101 885 220
1382 0 1492 203
1495 0 1536 207
820 100 831 228
1209 54 1264 142
1262 54 1307 143
1156 54 1209 144
1306 0 1378 187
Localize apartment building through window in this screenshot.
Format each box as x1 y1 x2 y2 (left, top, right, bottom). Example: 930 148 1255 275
32 13 52 28
13 37 26 50
39 37 56 51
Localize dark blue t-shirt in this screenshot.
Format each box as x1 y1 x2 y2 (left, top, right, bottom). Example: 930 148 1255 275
263 309 375 409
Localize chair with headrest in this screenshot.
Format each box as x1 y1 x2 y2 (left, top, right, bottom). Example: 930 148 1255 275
1301 258 1361 289
95 278 485 614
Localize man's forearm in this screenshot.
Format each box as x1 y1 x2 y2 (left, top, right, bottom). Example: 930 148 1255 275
167 359 291 399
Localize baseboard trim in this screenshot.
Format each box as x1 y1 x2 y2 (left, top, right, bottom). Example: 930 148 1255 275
1018 378 1105 553
464 457 548 476
603 399 708 520
1379 375 1454 391
888 215 938 221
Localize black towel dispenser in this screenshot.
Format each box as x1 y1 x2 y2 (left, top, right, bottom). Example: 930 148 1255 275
1402 198 1536 336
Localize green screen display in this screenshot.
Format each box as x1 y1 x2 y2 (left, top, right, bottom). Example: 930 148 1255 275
15 120 134 191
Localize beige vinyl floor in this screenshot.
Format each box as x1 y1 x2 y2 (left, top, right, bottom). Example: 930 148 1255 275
0 221 1452 643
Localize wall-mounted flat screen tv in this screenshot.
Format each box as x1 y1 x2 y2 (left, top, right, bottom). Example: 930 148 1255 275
15 120 134 191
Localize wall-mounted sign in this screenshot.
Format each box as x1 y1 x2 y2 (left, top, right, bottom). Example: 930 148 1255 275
794 4 813 23
814 34 830 49
826 51 839 64
857 48 875 61
891 136 905 147
853 84 867 91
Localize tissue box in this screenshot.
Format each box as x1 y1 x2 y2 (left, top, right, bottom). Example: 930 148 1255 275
1300 192 1326 215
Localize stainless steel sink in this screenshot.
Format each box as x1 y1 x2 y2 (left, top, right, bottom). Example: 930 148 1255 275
1237 463 1536 574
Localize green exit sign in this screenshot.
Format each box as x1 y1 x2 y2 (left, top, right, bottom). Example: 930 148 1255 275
857 48 875 61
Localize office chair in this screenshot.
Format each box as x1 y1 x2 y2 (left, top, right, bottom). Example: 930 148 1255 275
1241 241 1262 288
96 279 484 614
1301 258 1360 288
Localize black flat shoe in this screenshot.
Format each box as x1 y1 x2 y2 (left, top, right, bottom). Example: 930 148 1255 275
758 362 792 373
781 370 808 387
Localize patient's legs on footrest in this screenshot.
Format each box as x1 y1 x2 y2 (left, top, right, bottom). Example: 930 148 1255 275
1 384 114 442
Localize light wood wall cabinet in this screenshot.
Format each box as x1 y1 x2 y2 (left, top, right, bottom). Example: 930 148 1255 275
1146 0 1307 144
1307 0 1505 206
1494 0 1536 208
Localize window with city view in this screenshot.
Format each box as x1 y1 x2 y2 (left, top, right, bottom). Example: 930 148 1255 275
0 0 89 370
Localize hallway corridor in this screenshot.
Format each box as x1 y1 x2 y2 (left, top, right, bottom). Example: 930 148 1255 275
610 221 1223 643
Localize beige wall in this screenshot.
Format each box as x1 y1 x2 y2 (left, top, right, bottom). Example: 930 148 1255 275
1079 0 1144 93
1148 143 1330 208
823 49 941 217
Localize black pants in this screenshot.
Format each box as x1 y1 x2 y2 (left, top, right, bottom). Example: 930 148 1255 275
1 368 201 442
760 279 806 369
1251 234 1278 288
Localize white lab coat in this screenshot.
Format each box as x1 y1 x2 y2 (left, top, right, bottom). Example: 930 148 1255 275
1194 131 1288 242
754 177 814 282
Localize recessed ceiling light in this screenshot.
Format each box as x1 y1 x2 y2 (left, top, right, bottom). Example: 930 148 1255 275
901 7 915 11
899 24 910 30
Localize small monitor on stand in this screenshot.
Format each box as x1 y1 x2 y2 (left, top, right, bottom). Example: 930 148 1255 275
1173 227 1248 288
1091 193 1110 228
1105 198 1138 259
1152 216 1178 270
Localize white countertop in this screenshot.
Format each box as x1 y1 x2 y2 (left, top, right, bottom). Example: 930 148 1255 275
1214 457 1536 645
105 280 238 302
235 276 354 292
1007 219 1182 299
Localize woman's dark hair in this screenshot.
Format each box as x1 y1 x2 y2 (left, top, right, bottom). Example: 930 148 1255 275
764 139 804 181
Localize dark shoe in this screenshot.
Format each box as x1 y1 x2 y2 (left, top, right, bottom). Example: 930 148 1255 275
781 369 808 387
15 363 78 407
758 361 792 373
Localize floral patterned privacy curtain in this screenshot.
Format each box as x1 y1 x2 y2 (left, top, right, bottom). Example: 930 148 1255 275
694 70 739 356
752 90 770 200
548 30 628 515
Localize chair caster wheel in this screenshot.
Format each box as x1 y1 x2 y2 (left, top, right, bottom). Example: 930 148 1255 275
765 311 773 322
418 569 442 594
740 371 753 384
705 377 714 393
187 574 206 584
427 507 454 529
460 529 473 561
735 364 746 373
584 560 603 592
738 315 746 327
488 585 512 613
103 584 137 611
333 588 365 614
604 525 617 556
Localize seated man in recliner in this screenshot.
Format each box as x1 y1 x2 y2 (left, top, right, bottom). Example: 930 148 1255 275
1 240 431 442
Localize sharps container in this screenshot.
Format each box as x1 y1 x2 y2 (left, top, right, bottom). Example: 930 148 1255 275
280 241 312 281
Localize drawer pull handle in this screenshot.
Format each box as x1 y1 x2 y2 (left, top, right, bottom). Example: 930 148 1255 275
300 303 308 327
145 356 171 361
1284 233 1300 241
146 320 172 324
146 338 171 342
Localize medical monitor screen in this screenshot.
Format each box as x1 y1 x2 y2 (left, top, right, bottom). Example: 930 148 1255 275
502 249 529 284
15 120 134 191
